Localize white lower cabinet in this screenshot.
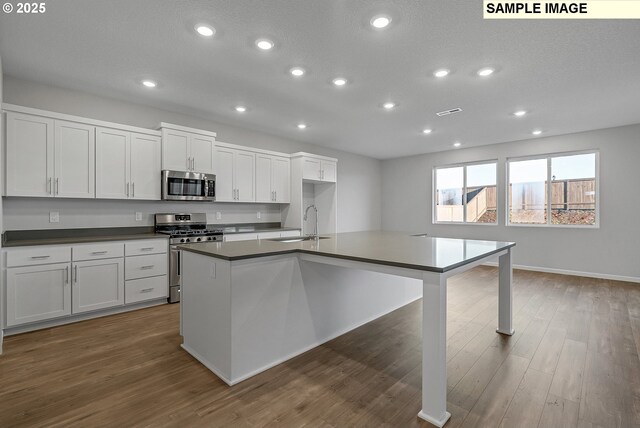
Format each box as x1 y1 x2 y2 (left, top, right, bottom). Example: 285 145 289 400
6 262 71 327
3 238 168 329
72 258 124 314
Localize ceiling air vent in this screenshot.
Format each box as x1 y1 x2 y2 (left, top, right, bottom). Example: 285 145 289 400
436 108 463 117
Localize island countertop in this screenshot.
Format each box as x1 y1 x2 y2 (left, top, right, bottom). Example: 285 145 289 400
178 231 515 273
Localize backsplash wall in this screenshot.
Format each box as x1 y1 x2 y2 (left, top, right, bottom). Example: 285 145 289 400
3 198 282 230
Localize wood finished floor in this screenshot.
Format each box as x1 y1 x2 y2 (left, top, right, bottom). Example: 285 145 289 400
1 266 639 427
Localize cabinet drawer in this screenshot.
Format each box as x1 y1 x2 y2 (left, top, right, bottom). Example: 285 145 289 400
257 231 281 240
280 230 301 238
126 253 167 280
224 233 258 242
6 246 71 267
125 239 168 256
125 275 168 304
73 242 124 261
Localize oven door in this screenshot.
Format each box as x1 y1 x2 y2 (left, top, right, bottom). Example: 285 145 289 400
162 170 214 201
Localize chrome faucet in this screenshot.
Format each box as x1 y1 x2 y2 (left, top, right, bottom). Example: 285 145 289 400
304 205 319 240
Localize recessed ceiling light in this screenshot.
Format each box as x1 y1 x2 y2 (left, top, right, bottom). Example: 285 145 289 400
532 130 542 135
195 25 215 37
422 128 433 134
477 68 495 77
142 80 157 88
383 102 396 110
290 67 305 77
370 15 391 29
514 110 527 117
235 106 247 113
434 69 450 78
332 77 347 86
255 38 274 50
453 142 461 147
297 123 307 130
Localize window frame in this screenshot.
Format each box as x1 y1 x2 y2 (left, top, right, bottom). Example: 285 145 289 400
505 149 600 228
432 159 499 226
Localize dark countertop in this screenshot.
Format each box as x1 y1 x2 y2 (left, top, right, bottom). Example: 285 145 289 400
2 227 168 248
212 222 301 234
178 231 516 273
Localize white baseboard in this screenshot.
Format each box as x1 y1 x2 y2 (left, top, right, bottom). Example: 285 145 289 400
482 262 640 284
180 344 234 385
4 298 168 336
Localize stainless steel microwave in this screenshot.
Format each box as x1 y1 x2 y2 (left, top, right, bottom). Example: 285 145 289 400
161 170 216 201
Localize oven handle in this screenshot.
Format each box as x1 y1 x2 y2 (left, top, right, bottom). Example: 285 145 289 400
177 250 181 276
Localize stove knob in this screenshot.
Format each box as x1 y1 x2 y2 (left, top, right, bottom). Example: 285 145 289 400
180 238 185 243
185 238 191 243
196 237 201 242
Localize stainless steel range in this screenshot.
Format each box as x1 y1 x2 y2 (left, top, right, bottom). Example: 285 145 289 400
155 213 223 303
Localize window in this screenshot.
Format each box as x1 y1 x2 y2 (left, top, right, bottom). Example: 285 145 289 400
434 161 497 224
507 151 598 226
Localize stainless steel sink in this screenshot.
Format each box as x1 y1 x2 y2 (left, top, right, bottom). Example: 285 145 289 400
267 236 330 243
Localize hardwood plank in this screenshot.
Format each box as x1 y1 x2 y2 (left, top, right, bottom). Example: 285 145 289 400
529 326 567 374
539 394 580 428
500 368 553 428
548 339 588 402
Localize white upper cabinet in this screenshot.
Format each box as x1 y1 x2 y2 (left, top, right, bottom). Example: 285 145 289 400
96 129 161 200
6 112 54 197
161 124 216 174
255 154 273 203
96 128 130 199
300 155 337 183
130 133 161 200
256 154 290 203
6 112 95 198
214 145 255 202
54 120 95 198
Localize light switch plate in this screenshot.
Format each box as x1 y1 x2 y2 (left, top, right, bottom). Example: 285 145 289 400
257 211 261 219
216 212 222 220
49 212 59 223
135 212 143 221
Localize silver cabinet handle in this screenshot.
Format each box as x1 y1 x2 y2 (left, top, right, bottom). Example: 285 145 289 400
191 157 195 171
141 288 155 293
74 265 78 283
275 191 277 201
91 251 108 255
48 177 52 195
132 182 135 198
55 178 59 195
140 265 155 270
237 189 240 200
187 157 190 171
65 266 70 284
140 247 154 251
31 255 50 260
126 182 130 197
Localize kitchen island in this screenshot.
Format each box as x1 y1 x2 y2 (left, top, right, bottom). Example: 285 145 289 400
178 231 515 427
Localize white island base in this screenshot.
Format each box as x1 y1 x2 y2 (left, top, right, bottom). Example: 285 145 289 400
180 238 513 427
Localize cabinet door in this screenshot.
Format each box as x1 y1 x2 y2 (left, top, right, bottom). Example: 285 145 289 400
223 233 258 242
6 112 54 197
255 154 273 203
6 263 71 326
302 158 322 181
190 135 215 174
214 146 235 202
321 160 337 183
162 129 190 171
131 133 161 200
234 150 256 202
96 128 130 199
54 120 95 198
72 258 124 313
272 156 291 203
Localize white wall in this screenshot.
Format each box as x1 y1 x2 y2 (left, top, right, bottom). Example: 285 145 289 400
382 124 640 281
2 76 382 232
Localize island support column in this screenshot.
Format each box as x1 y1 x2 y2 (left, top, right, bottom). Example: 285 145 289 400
497 248 514 335
418 271 451 427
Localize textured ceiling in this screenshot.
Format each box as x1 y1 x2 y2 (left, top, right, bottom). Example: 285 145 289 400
1 1 639 159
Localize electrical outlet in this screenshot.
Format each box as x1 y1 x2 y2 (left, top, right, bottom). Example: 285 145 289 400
216 212 222 220
49 212 60 223
135 212 143 221
257 211 261 219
